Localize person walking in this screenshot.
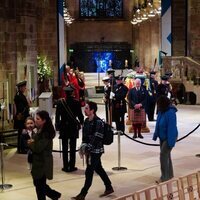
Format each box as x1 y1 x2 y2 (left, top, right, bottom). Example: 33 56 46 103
55 85 84 172
14 80 30 153
72 101 114 200
153 95 178 183
28 110 61 200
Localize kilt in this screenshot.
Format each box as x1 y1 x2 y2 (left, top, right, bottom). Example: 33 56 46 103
130 108 146 124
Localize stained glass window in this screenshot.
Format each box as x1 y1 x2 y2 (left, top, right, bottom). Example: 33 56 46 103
79 0 123 19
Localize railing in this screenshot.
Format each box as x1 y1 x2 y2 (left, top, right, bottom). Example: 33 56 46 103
162 56 200 84
113 171 200 200
162 56 200 104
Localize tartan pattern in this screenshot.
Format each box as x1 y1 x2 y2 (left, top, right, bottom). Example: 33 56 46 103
130 108 146 124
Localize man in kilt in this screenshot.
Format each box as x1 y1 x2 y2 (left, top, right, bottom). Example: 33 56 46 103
127 78 146 138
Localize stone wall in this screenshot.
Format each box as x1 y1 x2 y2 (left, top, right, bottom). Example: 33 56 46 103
188 0 200 60
0 0 58 103
133 17 161 71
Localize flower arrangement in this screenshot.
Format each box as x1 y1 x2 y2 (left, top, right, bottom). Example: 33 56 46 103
37 55 53 82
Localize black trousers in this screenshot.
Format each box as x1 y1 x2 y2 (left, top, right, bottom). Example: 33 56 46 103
114 112 125 133
62 137 77 170
33 176 60 200
80 153 112 196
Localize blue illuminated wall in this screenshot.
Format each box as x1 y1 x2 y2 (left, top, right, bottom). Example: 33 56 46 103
70 42 131 72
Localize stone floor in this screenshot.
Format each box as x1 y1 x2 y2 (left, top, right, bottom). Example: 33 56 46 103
0 103 200 200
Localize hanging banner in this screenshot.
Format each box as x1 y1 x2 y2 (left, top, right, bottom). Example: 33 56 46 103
57 0 65 84
161 0 172 56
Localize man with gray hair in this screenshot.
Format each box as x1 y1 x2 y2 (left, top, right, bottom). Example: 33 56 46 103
128 78 147 138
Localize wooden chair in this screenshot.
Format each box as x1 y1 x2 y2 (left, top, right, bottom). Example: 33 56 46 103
158 178 184 200
114 192 136 200
179 172 200 200
135 185 161 200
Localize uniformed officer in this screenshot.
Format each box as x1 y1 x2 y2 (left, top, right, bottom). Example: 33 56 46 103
55 85 84 172
107 68 116 89
14 80 30 153
110 75 128 134
102 76 111 123
156 75 171 99
146 71 158 121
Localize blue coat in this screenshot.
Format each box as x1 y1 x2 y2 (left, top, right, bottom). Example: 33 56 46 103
153 106 178 148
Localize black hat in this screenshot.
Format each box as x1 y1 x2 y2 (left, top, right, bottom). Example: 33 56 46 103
102 76 110 82
161 75 169 81
107 68 115 74
115 75 124 81
165 72 173 77
16 80 27 87
150 71 156 75
64 84 75 92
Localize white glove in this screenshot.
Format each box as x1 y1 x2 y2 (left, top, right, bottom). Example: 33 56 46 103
167 92 171 99
109 92 115 99
1 102 5 110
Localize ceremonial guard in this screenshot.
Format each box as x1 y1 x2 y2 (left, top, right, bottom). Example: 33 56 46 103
55 85 84 172
102 76 111 123
128 78 146 138
110 75 128 134
156 75 171 99
107 68 116 88
146 71 158 121
14 80 30 153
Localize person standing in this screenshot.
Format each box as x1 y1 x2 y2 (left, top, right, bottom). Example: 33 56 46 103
146 71 158 121
20 117 37 155
72 101 114 200
127 78 146 138
14 80 30 153
102 76 111 123
55 85 84 172
156 75 171 99
28 110 61 200
61 64 72 98
110 75 128 134
153 95 178 183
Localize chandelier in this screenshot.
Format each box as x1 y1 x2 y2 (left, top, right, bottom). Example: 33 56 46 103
131 0 161 25
63 0 74 26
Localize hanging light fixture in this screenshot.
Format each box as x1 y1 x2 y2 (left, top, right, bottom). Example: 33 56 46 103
130 0 161 26
63 0 74 26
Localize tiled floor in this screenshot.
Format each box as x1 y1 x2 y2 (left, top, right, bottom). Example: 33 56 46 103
0 103 200 200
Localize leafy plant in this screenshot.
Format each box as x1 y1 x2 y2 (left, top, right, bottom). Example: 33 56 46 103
37 55 53 82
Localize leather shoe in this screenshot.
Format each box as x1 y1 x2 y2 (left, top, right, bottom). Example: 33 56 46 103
52 192 61 200
71 193 85 200
99 188 114 197
68 167 78 172
62 167 78 172
62 168 68 172
138 134 144 139
133 135 137 138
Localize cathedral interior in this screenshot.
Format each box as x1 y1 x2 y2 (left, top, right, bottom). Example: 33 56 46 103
0 0 200 200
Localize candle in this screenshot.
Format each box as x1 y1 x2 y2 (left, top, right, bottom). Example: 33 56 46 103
125 59 128 67
109 60 112 67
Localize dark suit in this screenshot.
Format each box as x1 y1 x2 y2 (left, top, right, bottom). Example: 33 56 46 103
103 84 111 123
112 83 128 133
146 78 158 121
14 90 30 153
55 96 84 171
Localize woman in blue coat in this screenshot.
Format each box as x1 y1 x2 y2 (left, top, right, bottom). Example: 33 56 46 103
153 95 178 183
